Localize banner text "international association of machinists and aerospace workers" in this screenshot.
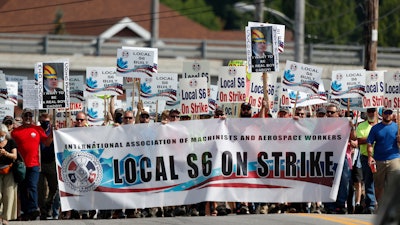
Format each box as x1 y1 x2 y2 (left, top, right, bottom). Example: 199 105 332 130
54 118 350 211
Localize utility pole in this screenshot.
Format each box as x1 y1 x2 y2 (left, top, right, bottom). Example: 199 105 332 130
254 0 264 22
294 0 305 63
150 0 159 47
364 0 379 70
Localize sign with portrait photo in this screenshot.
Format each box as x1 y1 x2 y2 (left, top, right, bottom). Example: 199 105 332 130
37 61 70 109
246 25 279 72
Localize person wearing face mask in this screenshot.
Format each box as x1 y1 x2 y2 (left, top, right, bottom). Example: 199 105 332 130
37 113 60 220
0 124 18 224
355 108 378 214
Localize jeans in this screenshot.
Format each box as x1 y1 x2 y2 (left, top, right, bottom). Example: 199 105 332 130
336 159 350 207
21 166 40 214
360 155 376 209
38 161 59 217
52 191 61 218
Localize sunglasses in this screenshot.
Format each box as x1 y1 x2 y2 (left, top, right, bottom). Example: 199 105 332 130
140 115 149 119
4 121 13 125
326 110 336 114
296 113 305 116
76 118 85 121
124 117 133 119
169 115 180 118
23 114 33 118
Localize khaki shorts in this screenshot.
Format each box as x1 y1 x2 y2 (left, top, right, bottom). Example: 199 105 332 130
374 158 400 190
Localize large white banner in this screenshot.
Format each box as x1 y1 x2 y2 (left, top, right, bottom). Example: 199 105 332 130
54 118 350 211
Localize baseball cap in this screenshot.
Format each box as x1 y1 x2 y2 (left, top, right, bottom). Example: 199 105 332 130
241 102 252 110
278 108 290 114
169 109 180 116
382 108 393 114
316 107 327 114
22 108 34 116
2 115 14 125
366 108 376 113
114 108 124 116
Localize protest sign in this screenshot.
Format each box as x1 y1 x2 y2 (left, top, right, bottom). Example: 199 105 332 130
218 66 246 104
330 70 366 99
0 104 14 119
282 60 323 94
85 67 124 97
182 61 210 89
362 71 385 108
209 84 218 112
70 75 85 103
0 73 7 104
383 71 400 109
248 22 285 53
140 73 178 107
179 77 208 115
6 75 27 100
5 81 18 105
248 73 277 110
246 25 279 72
22 80 39 109
116 47 158 79
37 62 70 109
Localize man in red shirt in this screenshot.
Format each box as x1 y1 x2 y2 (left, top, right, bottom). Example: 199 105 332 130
11 108 53 221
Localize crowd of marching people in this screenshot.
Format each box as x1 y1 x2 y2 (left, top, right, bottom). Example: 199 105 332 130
0 100 399 223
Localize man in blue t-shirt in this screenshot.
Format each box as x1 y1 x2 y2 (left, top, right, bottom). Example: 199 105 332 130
367 108 400 203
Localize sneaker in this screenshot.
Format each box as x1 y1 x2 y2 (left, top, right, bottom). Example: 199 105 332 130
190 208 199 216
164 209 174 217
156 208 164 217
174 207 186 216
364 208 375 214
260 205 268 214
354 204 363 214
335 207 347 214
29 210 40 220
239 206 250 214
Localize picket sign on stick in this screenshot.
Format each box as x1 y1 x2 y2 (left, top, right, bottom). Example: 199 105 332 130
263 72 269 113
103 97 108 124
65 108 69 128
292 91 299 115
308 105 313 117
347 98 350 116
155 100 159 122
131 80 136 111
136 80 141 104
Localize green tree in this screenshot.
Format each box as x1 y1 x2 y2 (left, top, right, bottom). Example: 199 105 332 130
161 0 223 30
378 0 400 47
161 0 400 47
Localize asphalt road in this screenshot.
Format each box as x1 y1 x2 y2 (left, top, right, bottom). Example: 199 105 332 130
8 214 375 225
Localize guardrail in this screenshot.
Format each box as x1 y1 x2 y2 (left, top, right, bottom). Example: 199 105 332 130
0 33 399 67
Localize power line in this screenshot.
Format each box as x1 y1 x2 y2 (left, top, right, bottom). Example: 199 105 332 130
0 0 92 13
0 4 214 33
0 6 216 33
